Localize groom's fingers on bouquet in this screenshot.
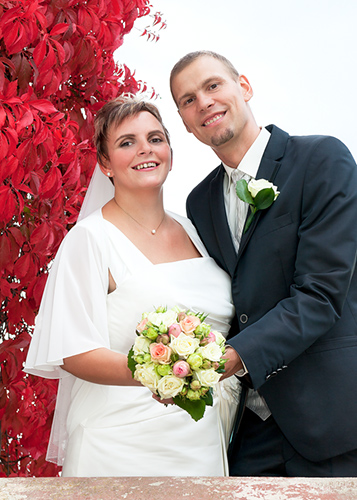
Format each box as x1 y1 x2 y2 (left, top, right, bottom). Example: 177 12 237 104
152 394 174 405
221 346 244 379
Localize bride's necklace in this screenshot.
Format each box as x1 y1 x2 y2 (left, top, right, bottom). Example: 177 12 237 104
113 198 166 235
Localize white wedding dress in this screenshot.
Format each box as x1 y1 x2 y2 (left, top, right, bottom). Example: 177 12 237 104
25 209 238 477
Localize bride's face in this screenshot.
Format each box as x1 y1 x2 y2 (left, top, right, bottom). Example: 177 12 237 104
102 111 172 192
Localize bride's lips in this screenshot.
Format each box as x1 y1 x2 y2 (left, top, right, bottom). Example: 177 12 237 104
132 162 159 171
202 112 226 127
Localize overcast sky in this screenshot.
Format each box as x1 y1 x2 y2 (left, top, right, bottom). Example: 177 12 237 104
117 0 357 215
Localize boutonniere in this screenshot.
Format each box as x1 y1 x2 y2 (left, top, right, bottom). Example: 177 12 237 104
236 178 280 233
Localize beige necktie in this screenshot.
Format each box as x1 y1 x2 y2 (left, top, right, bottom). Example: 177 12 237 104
231 169 251 247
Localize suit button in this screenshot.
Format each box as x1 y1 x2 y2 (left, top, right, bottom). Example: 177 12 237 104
266 371 277 381
239 314 248 324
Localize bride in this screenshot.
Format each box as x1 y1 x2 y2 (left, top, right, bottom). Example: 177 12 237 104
24 97 239 477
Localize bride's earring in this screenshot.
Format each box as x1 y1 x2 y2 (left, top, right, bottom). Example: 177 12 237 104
106 172 111 177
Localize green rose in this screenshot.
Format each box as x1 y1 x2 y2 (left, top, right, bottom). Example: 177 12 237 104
187 353 203 370
146 327 159 341
156 364 172 377
186 389 202 401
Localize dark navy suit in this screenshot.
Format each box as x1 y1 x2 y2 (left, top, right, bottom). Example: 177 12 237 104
187 125 357 468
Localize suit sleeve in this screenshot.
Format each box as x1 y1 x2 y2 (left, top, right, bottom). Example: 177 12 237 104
228 137 357 389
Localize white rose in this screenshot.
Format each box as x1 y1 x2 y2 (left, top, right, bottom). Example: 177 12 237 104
133 336 151 355
194 369 221 388
157 375 185 399
147 312 162 327
248 178 279 200
147 310 177 328
198 342 223 362
212 330 226 347
160 310 178 327
170 333 200 357
134 364 160 392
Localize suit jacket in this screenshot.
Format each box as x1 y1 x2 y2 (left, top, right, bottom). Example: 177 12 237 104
187 125 357 462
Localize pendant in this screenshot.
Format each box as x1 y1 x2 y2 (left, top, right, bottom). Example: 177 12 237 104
151 229 156 235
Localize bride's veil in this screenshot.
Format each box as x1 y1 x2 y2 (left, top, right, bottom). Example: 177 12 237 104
77 163 115 221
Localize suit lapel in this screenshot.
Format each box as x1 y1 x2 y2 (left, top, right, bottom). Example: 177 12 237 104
209 166 237 276
237 156 281 259
206 125 289 271
237 125 289 261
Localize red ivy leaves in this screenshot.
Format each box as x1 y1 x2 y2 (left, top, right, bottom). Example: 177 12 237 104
0 0 157 477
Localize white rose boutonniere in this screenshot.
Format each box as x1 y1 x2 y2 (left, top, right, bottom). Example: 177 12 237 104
236 178 280 233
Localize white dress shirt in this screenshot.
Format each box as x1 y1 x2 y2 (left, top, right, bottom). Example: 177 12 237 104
223 127 271 420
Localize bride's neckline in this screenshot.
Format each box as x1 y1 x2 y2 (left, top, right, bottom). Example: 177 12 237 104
99 208 208 266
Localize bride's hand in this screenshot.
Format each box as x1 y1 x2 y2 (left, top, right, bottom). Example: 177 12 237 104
152 393 174 406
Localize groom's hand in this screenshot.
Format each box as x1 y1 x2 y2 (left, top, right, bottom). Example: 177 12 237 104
220 346 244 380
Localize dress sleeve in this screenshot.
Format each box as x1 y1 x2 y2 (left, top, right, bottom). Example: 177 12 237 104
24 213 111 379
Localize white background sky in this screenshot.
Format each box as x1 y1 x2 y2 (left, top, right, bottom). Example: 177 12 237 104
117 0 357 216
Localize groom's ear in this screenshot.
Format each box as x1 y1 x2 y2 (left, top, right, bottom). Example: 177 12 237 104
239 75 254 102
177 109 192 134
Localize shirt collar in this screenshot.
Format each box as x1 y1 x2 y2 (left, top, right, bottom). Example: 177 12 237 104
223 127 271 190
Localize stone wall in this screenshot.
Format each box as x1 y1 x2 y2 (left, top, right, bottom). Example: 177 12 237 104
1 477 356 500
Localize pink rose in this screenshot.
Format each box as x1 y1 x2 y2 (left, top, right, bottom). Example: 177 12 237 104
177 311 187 322
180 315 201 335
150 342 172 364
156 333 170 345
168 323 182 338
172 360 191 378
136 318 148 333
200 331 216 346
207 332 216 343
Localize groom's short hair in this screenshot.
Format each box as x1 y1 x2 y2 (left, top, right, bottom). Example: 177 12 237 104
170 51 240 105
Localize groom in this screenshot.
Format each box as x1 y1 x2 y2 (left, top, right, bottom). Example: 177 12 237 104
170 51 357 476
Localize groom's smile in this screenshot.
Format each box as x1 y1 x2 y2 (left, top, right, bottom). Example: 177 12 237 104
202 112 226 127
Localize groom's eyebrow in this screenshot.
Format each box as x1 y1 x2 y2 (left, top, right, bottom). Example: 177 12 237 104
177 90 194 106
178 76 222 106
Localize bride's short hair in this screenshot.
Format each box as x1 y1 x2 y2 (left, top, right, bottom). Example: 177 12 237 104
94 96 171 167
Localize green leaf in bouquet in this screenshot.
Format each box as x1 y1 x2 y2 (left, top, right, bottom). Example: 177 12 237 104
173 396 206 422
155 305 167 313
203 389 213 407
127 346 136 377
195 312 208 322
173 389 213 422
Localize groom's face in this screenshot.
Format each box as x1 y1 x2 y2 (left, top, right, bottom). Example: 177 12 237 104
171 56 253 152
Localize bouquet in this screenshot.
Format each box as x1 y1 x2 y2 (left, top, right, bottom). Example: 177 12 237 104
127 306 227 421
